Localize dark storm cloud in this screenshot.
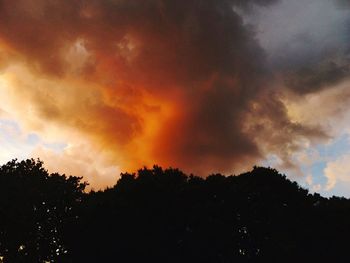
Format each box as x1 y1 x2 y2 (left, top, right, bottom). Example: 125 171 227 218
285 60 350 94
252 0 350 96
336 0 350 8
0 0 327 173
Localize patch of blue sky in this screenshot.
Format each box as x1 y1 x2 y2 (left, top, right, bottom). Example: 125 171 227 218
311 134 350 177
316 133 350 160
260 154 282 168
26 133 41 145
43 142 67 153
262 134 350 196
0 118 67 164
299 134 350 196
326 182 350 198
0 119 33 163
309 162 327 186
0 119 21 138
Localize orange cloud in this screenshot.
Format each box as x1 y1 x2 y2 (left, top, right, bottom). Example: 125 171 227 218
0 0 329 183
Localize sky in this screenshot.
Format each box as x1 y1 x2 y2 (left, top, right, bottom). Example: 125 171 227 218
0 0 350 195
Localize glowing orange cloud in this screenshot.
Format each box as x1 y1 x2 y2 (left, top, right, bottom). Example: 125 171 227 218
0 0 328 181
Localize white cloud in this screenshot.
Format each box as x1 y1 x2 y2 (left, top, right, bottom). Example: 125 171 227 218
31 142 121 190
324 154 350 191
249 0 349 66
0 119 39 163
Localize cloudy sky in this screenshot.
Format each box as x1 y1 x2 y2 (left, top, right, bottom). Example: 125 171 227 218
0 0 349 195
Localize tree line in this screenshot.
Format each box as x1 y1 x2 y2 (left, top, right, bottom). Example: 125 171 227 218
0 159 349 262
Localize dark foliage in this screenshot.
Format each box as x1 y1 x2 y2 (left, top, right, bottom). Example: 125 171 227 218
0 160 349 262
0 159 86 263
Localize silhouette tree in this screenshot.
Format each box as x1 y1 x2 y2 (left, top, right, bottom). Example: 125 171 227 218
65 166 310 262
1 160 350 262
0 159 87 263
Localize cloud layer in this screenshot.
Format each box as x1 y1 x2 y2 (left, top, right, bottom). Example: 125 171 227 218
0 0 348 185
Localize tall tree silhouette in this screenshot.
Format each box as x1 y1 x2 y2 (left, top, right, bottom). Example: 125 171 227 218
1 160 350 262
0 159 86 263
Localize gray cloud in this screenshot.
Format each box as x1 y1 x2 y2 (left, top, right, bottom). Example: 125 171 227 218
285 59 350 94
0 0 334 174
243 0 350 95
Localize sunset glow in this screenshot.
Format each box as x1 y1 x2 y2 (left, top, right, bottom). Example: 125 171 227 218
0 0 350 195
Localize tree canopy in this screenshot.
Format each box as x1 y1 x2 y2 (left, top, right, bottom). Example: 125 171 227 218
0 159 349 262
